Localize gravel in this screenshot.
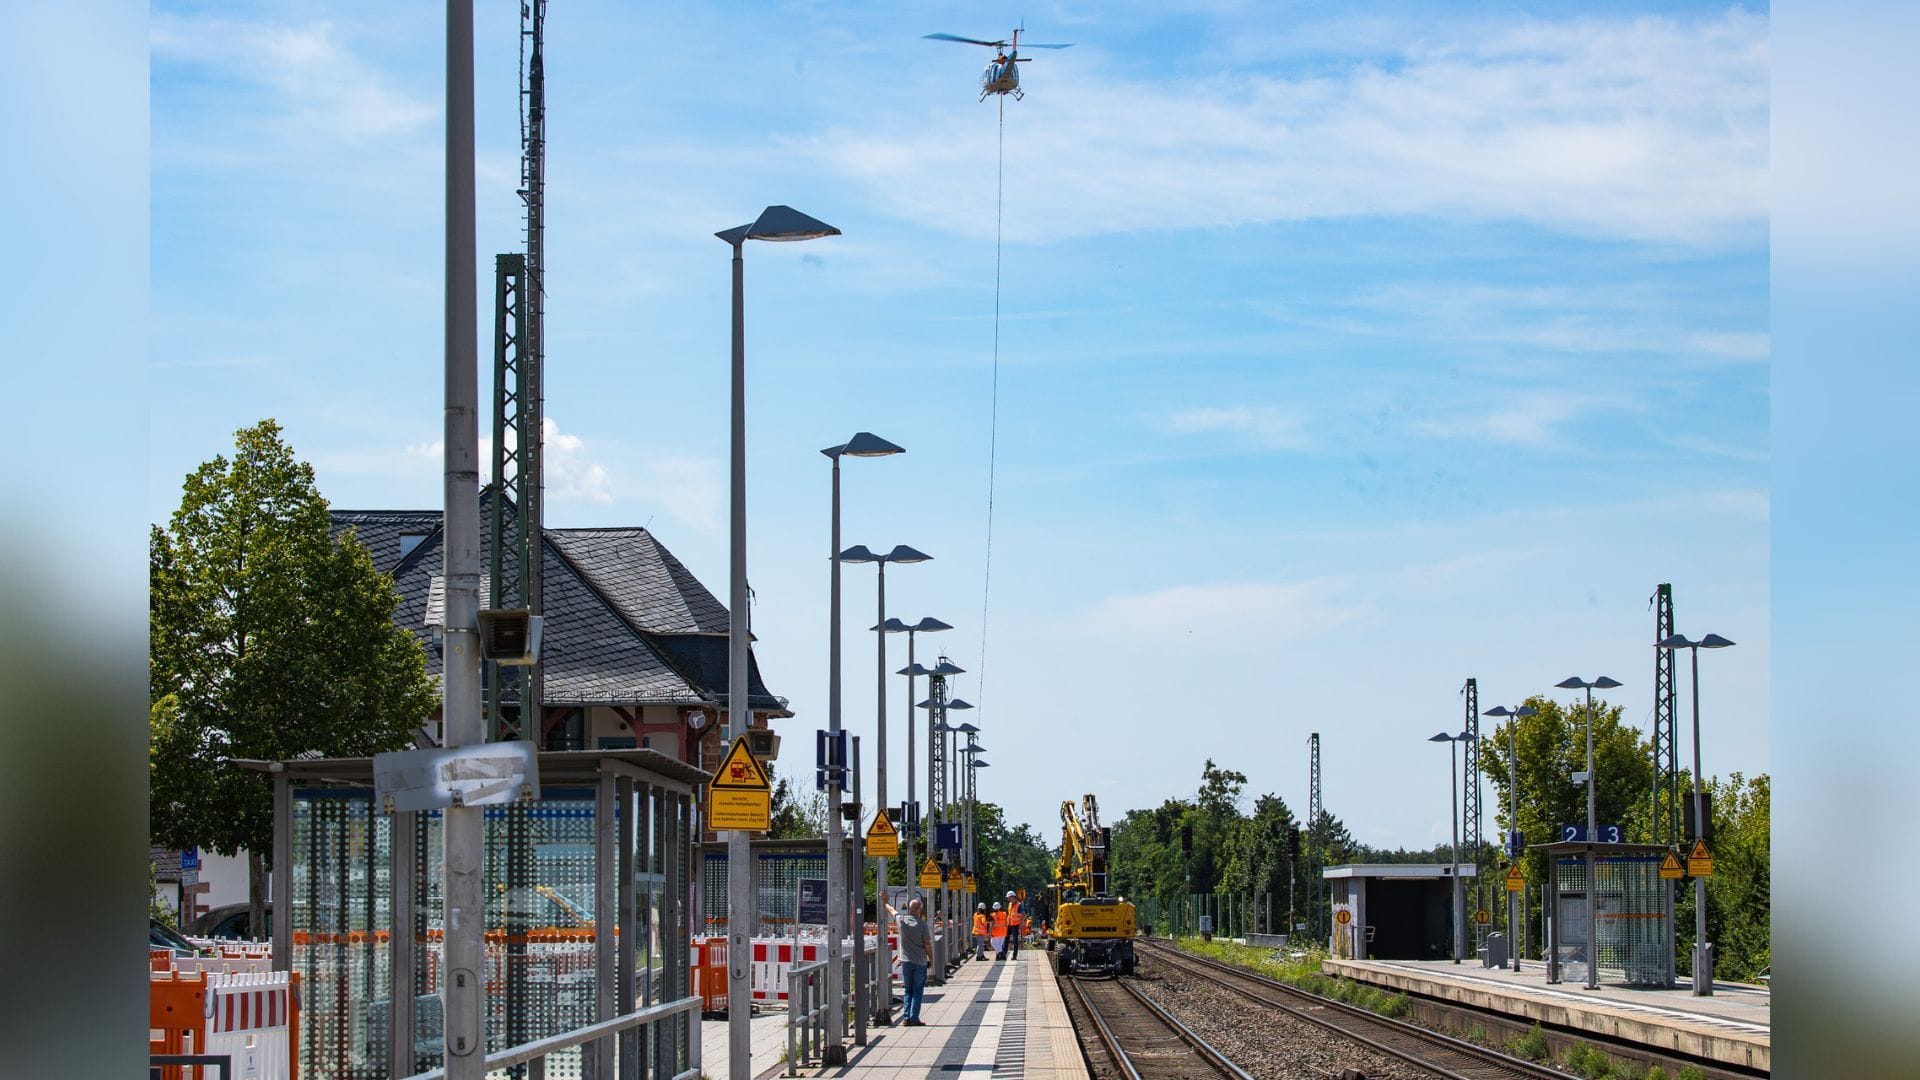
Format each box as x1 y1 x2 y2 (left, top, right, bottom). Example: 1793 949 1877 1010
1123 951 1444 1080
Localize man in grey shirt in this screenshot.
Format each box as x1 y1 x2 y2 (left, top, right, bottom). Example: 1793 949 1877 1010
887 897 936 1026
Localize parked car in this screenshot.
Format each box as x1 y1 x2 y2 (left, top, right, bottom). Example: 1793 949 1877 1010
190 902 273 941
151 917 200 955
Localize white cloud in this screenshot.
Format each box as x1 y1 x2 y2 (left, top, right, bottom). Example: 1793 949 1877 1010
1410 390 1625 447
540 418 614 505
811 10 1767 245
1686 331 1770 360
1166 405 1308 449
639 454 723 535
151 14 433 142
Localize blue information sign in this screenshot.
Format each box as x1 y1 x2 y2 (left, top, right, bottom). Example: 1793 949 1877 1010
797 878 828 924
935 823 963 851
1558 823 1623 844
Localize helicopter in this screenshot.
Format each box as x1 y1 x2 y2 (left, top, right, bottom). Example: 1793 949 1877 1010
924 27 1072 101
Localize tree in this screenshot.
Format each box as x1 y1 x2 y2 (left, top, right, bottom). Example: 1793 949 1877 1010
1676 771 1770 981
1477 693 1657 955
768 768 825 839
150 420 437 926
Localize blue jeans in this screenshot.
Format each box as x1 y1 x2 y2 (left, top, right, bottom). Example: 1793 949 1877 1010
901 961 929 1022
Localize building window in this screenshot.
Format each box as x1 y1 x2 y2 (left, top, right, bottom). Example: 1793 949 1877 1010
597 736 637 750
399 532 430 560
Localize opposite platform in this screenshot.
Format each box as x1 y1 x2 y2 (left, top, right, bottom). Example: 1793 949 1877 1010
1323 956 1770 1073
777 946 1089 1079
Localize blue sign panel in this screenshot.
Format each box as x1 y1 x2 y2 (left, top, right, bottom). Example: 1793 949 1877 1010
1506 829 1524 857
797 878 828 924
180 847 200 871
815 730 849 790
935 823 963 851
1558 823 1623 844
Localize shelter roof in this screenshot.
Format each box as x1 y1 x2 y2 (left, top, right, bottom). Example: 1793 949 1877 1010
1322 863 1480 880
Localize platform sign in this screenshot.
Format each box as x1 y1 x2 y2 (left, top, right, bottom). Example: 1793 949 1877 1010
1505 864 1526 892
935 823 963 851
798 878 828 924
1659 851 1685 880
1558 823 1623 844
1687 839 1714 878
919 859 943 889
707 736 771 831
866 809 900 858
1335 909 1351 926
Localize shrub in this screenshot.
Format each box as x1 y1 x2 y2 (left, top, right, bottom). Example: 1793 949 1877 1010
1677 1067 1706 1080
1508 1024 1549 1061
1643 1068 1667 1080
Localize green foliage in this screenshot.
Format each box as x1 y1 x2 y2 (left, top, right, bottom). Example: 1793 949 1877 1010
1174 937 1403 1018
1675 772 1770 982
768 768 825 840
1644 1067 1668 1080
149 859 178 929
1508 1023 1550 1061
150 420 437 864
1676 1066 1705 1080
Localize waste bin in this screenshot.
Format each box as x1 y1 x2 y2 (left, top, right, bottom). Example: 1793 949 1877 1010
1481 932 1508 969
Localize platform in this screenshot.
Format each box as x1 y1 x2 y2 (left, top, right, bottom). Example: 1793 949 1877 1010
776 946 1088 1079
700 1004 796 1078
1323 956 1770 1074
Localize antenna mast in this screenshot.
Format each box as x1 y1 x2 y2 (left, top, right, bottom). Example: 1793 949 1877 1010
1308 732 1322 941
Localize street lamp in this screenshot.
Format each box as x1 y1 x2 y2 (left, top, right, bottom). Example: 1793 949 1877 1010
1428 731 1469 963
841 544 931 1024
819 432 902 1056
1484 704 1538 972
1656 632 1734 996
1555 674 1622 990
719 206 840 1077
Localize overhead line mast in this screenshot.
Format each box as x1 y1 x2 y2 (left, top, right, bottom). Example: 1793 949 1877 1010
1652 583 1680 843
489 0 547 744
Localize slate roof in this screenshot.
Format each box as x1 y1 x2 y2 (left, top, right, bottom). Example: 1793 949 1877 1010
331 501 788 714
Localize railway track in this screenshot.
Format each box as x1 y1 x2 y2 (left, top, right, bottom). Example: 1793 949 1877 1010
1066 971 1256 1080
1138 939 1567 1080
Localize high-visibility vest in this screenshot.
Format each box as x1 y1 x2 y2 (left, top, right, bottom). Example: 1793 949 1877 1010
991 911 1008 937
1007 901 1023 927
972 913 988 936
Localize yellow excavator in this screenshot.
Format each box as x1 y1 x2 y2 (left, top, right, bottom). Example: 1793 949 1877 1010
1048 794 1136 976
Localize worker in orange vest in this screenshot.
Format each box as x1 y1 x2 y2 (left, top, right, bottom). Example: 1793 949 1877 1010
971 903 989 960
990 903 1009 960
1004 891 1024 960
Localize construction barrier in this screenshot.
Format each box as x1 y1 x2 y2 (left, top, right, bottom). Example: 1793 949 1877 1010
150 968 301 1080
693 937 728 1013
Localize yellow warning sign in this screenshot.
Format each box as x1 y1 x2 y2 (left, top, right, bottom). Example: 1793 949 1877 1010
710 736 771 790
1505 864 1526 892
919 859 942 889
1687 839 1714 878
1018 888 1028 901
1659 851 1685 880
1475 909 1492 926
866 810 899 858
1335 909 1351 926
705 736 771 831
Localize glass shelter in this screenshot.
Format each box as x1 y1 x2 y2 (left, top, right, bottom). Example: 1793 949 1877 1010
1540 840 1676 987
254 749 705 1080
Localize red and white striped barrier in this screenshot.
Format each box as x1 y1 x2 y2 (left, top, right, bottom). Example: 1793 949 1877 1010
203 971 293 1080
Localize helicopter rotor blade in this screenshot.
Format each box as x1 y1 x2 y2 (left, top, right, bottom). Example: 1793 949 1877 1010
924 32 1007 47
1017 43 1074 49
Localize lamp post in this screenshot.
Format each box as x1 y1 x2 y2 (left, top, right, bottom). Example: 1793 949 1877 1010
1485 704 1538 971
819 433 902 1054
717 205 839 1076
1555 675 1622 990
840 545 931 1024
1657 633 1734 996
1428 731 1469 963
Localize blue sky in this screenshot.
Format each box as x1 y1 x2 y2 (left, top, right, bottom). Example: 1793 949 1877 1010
149 0 1770 851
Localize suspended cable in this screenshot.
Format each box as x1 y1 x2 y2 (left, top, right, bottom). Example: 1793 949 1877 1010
978 94 1005 718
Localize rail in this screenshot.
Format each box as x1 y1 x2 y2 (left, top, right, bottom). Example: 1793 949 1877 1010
1067 973 1251 1079
1139 939 1566 1080
398 994 701 1080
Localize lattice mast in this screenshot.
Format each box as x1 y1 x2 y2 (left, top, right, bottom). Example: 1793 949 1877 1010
488 0 547 743
1652 583 1679 843
1308 732 1322 938
1462 677 1484 936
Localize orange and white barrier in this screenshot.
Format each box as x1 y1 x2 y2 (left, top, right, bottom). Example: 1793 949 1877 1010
204 971 294 1080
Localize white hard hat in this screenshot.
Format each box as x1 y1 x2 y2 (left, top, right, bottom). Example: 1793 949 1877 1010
977 903 986 911
992 902 1002 910
1006 890 1016 896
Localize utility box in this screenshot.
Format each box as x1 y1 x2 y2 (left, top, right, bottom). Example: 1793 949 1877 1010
1198 914 1213 942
